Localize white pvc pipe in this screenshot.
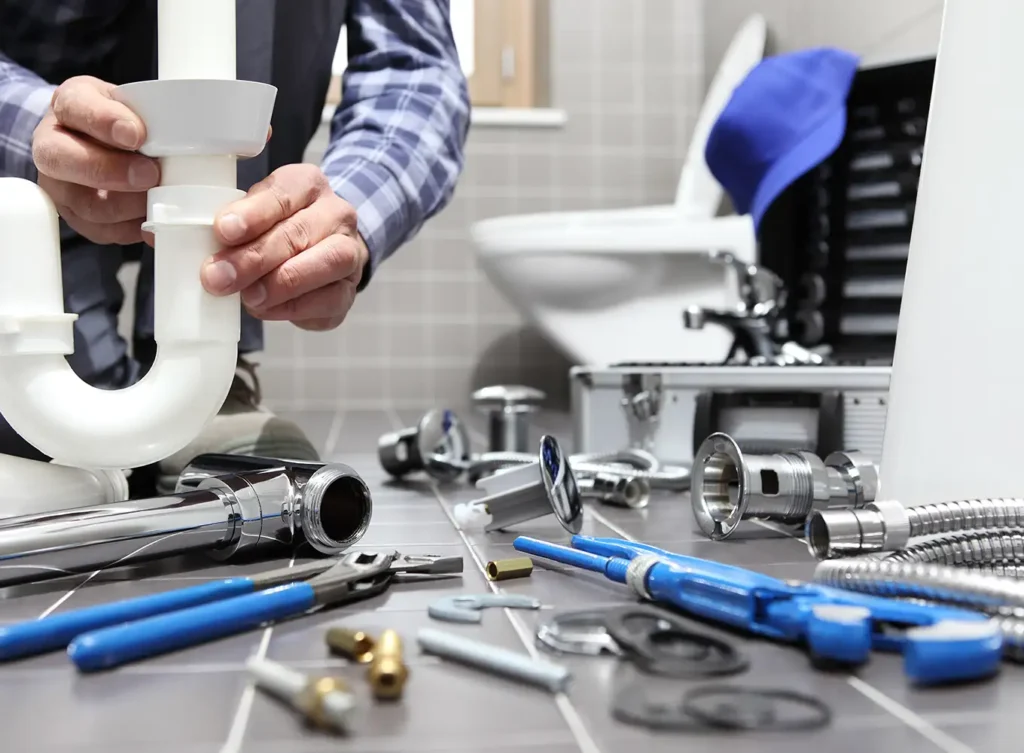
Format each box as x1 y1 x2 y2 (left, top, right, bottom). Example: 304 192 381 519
0 0 243 471
879 0 1024 506
0 457 129 521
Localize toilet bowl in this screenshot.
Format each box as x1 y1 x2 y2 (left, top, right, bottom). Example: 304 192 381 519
472 15 768 366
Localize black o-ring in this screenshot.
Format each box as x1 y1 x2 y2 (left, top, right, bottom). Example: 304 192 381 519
603 606 749 678
611 681 703 731
682 686 832 731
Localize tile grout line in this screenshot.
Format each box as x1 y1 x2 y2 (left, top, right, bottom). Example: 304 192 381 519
749 521 979 753
383 408 604 753
219 553 297 753
323 409 347 458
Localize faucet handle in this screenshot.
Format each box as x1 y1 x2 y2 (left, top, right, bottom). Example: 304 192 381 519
707 251 785 311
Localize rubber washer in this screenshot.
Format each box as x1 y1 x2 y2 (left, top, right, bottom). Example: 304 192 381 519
604 606 749 678
682 686 832 731
611 681 703 731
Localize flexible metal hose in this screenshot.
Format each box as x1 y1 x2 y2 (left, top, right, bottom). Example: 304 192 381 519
884 532 1024 569
902 498 1024 538
466 450 690 491
808 497 1024 558
813 556 1024 661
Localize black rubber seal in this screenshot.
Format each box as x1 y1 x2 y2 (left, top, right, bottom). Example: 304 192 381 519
682 686 832 731
611 681 703 731
603 606 749 678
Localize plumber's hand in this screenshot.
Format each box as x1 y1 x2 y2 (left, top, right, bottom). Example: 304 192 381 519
202 164 369 332
32 76 160 245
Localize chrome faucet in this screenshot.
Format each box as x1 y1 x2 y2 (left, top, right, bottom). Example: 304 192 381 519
684 251 825 365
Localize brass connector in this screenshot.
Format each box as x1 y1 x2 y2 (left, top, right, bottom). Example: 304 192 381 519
325 627 375 664
367 629 408 700
485 557 533 581
293 676 353 732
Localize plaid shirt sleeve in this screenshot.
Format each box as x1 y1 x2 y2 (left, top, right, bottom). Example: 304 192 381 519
322 0 471 287
0 52 57 181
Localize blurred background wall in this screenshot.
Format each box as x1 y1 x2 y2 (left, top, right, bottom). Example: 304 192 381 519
118 0 946 412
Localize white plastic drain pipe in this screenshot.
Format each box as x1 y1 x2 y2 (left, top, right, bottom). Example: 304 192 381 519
0 456 129 520
0 0 276 472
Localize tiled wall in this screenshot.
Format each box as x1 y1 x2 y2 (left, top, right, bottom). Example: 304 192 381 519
703 0 943 80
257 0 705 412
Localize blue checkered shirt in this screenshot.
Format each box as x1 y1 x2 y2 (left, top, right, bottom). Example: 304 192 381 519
0 1 470 276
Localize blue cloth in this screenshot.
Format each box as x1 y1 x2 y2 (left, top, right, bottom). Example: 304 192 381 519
705 47 860 229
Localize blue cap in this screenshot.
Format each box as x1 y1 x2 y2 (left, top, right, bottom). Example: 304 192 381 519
705 48 860 229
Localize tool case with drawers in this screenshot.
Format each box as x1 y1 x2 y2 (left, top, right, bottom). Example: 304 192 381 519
757 56 935 363
570 362 890 465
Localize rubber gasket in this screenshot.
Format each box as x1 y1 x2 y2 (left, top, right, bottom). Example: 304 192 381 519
603 606 749 678
611 681 703 731
682 686 832 731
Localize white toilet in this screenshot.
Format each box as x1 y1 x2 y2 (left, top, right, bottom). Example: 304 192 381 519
471 15 768 366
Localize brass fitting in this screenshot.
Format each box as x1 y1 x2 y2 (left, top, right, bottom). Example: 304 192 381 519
325 626 375 664
293 676 354 732
367 629 408 700
485 557 533 581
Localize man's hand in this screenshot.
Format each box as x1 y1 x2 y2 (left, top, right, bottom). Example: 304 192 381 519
32 76 160 245
202 164 369 331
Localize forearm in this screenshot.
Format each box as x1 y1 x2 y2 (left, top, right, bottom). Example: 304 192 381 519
322 0 471 288
0 52 56 181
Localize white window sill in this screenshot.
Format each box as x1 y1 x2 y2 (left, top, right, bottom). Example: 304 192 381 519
320 104 567 129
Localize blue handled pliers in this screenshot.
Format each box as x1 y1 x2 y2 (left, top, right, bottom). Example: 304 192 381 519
0 550 462 670
512 535 1003 685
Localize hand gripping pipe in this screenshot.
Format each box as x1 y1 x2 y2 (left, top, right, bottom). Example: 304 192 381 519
0 460 372 588
807 498 1024 559
0 0 276 470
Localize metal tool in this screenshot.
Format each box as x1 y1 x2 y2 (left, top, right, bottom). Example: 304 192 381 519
485 557 533 581
472 385 545 453
578 472 650 509
511 534 1004 685
325 627 375 664
453 436 583 534
368 629 408 700
247 656 355 733
65 551 463 671
378 409 470 482
427 594 541 624
0 462 372 588
417 627 572 693
467 448 689 493
691 432 877 540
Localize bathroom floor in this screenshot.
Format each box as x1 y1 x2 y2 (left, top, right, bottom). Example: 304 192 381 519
0 408 1016 753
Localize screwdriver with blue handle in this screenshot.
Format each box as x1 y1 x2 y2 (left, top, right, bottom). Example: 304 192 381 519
512 535 1004 686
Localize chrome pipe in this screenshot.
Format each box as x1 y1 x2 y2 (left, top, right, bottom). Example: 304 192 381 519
0 462 372 588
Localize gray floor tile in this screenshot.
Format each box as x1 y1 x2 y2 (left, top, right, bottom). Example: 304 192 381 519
2 409 1021 752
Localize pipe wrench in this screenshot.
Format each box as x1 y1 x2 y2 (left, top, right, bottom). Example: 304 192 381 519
513 535 1003 685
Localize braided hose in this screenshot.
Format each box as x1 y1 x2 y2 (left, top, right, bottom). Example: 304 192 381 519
808 497 1024 559
813 556 1024 661
884 532 1024 569
904 499 1024 538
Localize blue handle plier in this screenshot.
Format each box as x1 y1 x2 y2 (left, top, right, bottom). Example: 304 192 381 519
512 535 1003 685
0 550 462 671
